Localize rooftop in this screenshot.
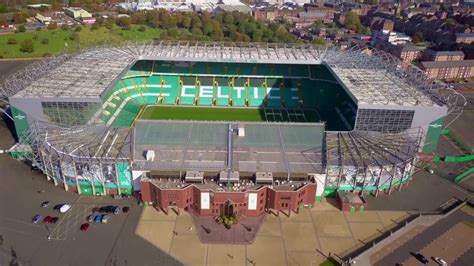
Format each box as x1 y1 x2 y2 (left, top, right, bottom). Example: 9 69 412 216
421 59 474 69
3 42 465 112
132 120 325 175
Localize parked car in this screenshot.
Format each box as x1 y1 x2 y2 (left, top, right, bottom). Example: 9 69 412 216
80 223 89 232
91 207 100 213
94 215 103 223
87 215 94 222
101 215 110 224
41 201 50 208
433 257 447 266
53 204 63 211
59 204 71 213
122 206 130 213
43 216 52 224
113 206 121 214
99 206 107 213
412 252 428 264
51 217 59 224
32 214 42 224
105 205 115 214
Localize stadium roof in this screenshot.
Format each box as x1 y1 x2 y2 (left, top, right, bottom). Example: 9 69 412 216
1 41 465 114
132 120 325 175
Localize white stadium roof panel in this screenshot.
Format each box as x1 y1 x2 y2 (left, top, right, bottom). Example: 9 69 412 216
3 41 465 113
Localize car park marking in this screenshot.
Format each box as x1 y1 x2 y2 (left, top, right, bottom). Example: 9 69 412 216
4 218 46 228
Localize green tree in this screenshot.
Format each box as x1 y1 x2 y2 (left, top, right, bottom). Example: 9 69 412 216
74 25 82 32
7 38 17 44
138 25 146 32
191 15 202 29
344 11 361 31
47 22 57 30
20 39 34 53
413 31 424 44
13 13 26 24
116 16 131 28
182 15 192 29
18 24 26 32
41 38 49 44
223 13 234 25
0 4 8 13
445 18 456 25
311 37 326 45
371 0 379 5
160 30 169 40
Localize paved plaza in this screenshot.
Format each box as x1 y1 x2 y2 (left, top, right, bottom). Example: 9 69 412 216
133 198 410 265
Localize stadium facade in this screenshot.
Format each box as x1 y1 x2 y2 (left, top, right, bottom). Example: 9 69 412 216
1 42 466 215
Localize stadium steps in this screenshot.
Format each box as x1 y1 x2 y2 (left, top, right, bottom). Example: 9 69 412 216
180 76 197 105
217 79 231 106
233 78 247 107
162 75 179 105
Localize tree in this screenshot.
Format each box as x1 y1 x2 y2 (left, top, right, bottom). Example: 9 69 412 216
0 4 7 13
413 31 424 44
160 30 169 40
181 15 192 29
47 22 57 30
371 0 379 5
41 38 49 44
345 11 361 31
116 17 131 29
18 25 26 33
138 25 146 32
7 38 17 44
12 13 25 24
445 18 456 25
223 13 234 25
91 23 100 31
440 3 448 12
74 25 82 32
20 39 34 53
312 37 326 45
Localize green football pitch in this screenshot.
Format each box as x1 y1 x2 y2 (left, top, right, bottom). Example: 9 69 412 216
139 106 320 122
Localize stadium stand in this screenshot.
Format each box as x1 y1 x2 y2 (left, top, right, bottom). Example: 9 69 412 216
98 60 355 129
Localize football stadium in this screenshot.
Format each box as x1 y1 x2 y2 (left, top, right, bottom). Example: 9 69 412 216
1 42 467 215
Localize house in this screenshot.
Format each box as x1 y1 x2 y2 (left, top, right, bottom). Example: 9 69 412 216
423 50 465 62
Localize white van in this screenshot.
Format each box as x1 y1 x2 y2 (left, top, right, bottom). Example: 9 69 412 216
59 204 72 213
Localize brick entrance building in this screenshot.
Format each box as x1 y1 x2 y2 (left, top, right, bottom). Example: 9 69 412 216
141 178 317 217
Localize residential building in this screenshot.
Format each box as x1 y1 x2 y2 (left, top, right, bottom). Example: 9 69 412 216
420 60 474 79
455 32 474 44
369 17 394 32
423 50 465 62
374 41 424 63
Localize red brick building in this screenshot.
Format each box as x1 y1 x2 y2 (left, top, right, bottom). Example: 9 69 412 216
141 178 317 217
423 50 465 62
419 60 474 79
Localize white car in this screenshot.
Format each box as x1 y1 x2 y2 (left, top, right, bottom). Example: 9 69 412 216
433 257 447 266
59 204 72 213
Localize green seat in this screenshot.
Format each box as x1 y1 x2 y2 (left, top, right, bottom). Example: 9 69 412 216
216 78 230 106
162 75 179 105
180 76 196 105
232 78 246 107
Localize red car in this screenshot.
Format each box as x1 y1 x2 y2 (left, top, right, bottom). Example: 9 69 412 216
43 216 52 224
80 223 89 232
